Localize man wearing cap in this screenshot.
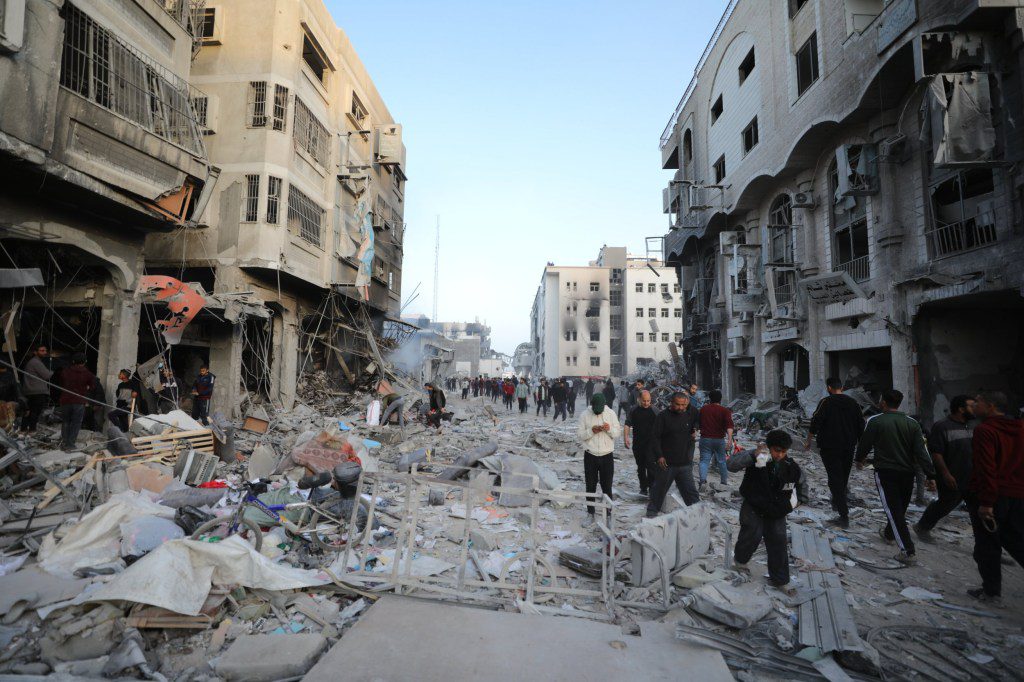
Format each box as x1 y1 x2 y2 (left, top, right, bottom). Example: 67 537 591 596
577 393 621 518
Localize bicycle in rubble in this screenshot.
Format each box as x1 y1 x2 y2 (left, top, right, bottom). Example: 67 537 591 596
190 461 375 552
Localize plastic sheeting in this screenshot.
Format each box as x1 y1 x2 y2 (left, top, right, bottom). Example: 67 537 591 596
38 491 175 579
86 535 329 616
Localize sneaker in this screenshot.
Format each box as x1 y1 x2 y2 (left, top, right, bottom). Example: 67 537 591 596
769 577 799 595
826 516 850 529
894 550 916 566
966 588 1002 605
733 562 750 573
878 527 895 545
913 523 933 542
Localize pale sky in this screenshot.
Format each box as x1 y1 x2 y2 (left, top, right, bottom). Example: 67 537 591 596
327 0 728 354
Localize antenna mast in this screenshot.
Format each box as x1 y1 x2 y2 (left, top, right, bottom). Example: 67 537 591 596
432 216 440 323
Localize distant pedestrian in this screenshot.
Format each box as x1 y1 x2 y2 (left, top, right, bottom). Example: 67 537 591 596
730 430 801 589
535 379 550 417
460 376 470 400
647 392 701 517
20 345 52 433
965 391 1024 605
806 377 865 528
425 381 448 429
624 390 657 496
856 389 935 565
57 353 95 450
913 395 975 539
698 389 734 490
567 379 578 417
584 379 595 402
616 381 630 418
515 379 530 413
113 369 142 431
577 393 620 518
158 367 180 413
502 379 515 411
552 378 568 421
602 379 616 410
191 365 215 425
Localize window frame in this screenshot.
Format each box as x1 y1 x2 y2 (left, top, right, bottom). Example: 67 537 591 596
710 94 723 125
738 46 755 84
247 81 268 128
713 155 726 183
742 117 759 155
796 33 820 97
241 173 260 222
266 176 282 224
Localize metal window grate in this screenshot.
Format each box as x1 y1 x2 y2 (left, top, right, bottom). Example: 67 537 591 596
272 84 288 131
266 176 282 224
190 95 208 130
293 98 329 168
59 4 206 156
248 81 267 127
242 174 259 222
287 184 323 247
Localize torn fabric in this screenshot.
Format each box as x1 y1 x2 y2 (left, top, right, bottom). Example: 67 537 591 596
137 275 206 345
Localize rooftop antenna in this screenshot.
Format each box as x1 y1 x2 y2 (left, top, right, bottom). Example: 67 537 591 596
432 215 440 323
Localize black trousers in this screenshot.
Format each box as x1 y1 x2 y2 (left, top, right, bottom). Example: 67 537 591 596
583 452 613 515
632 446 652 493
22 394 48 431
536 399 549 416
876 469 916 554
553 401 567 421
567 398 576 416
517 397 527 413
461 388 469 399
819 447 854 520
968 497 1024 597
647 462 699 514
735 501 790 585
918 482 964 531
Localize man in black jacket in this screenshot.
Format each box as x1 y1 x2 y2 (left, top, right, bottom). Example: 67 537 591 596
914 394 975 539
624 390 657 496
551 378 568 422
646 392 700 516
807 377 864 528
730 430 801 588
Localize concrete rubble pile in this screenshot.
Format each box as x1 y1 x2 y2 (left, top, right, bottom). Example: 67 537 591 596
0 383 1022 680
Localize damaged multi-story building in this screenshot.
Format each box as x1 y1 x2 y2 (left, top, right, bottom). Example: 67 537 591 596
0 0 217 397
143 0 407 415
659 0 1024 421
0 0 405 418
400 316 505 378
530 246 683 379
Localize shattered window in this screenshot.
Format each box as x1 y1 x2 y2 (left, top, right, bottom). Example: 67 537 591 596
609 290 622 306
674 283 681 293
648 283 656 293
636 333 644 342
648 308 656 317
635 283 643 293
590 357 600 367
293 98 330 168
635 308 643 317
589 282 599 292
590 331 600 341
302 32 328 84
610 315 622 331
662 333 669 342
927 168 998 257
768 194 794 265
829 159 870 282
648 333 657 342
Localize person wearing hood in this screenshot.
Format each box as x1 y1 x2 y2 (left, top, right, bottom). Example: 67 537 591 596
966 391 1024 604
577 393 621 517
602 378 616 410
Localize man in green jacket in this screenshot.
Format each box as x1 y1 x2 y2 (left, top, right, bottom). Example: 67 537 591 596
856 389 935 564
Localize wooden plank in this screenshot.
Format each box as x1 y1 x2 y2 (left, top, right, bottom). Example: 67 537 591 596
37 454 100 511
131 428 213 443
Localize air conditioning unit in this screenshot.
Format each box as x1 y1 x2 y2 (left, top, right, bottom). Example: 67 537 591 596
738 311 754 324
719 231 740 255
792 191 815 209
372 212 385 229
688 185 712 211
727 337 746 357
878 134 909 164
173 449 219 485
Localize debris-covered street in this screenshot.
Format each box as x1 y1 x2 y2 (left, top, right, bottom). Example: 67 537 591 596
1 378 1022 680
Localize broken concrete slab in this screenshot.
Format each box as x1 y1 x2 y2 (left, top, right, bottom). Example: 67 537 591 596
689 582 773 629
246 444 279 480
303 595 732 681
217 633 327 681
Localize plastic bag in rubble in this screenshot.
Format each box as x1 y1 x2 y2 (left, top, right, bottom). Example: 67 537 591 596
174 505 214 535
120 516 184 558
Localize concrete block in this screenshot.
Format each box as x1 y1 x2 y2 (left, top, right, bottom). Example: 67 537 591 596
216 633 326 681
469 528 498 552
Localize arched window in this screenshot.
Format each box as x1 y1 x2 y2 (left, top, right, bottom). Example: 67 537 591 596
828 159 870 281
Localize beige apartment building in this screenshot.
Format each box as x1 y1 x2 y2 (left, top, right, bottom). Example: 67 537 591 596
530 247 681 379
659 0 1024 421
0 0 216 395
145 0 407 412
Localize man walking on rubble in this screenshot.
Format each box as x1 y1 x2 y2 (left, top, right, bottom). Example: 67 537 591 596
535 378 551 417
577 393 620 519
584 378 595 403
913 395 975 540
698 389 735 491
856 389 935 565
965 391 1024 604
647 391 701 517
730 430 802 590
624 389 657 497
191 365 215 425
567 378 578 417
616 381 630 418
57 353 95 451
602 378 616 411
514 378 529 413
20 345 52 433
460 376 470 400
807 377 865 529
552 378 569 422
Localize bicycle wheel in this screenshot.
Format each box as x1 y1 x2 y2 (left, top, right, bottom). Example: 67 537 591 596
191 517 264 553
304 510 341 552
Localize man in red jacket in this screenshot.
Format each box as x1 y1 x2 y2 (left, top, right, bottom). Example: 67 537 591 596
57 353 96 451
967 391 1024 604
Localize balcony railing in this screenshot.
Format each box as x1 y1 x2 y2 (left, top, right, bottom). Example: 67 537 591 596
59 4 206 157
774 283 795 306
835 255 869 283
926 214 998 259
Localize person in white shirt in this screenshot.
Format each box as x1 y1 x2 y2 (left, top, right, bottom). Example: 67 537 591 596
577 393 621 517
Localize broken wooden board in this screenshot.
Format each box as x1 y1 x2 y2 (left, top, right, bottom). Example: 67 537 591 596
131 428 215 456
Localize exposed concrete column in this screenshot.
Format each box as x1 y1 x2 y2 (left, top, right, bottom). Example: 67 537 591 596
209 323 243 418
794 173 819 276
869 117 905 275
98 289 140 404
273 307 299 410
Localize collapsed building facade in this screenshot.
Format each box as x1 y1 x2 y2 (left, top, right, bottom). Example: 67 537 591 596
0 0 407 416
400 316 504 378
659 0 1024 422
